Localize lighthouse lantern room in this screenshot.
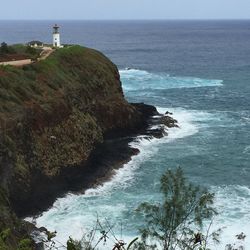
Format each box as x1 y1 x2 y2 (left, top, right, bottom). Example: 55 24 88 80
53 24 61 47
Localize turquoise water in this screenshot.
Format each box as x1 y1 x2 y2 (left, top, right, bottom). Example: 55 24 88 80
6 20 248 249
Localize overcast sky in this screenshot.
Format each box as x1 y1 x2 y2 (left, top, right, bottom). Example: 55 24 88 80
1 0 250 20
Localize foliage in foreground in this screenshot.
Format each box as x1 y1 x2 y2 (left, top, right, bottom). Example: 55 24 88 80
32 167 247 249
43 168 220 250
133 167 218 250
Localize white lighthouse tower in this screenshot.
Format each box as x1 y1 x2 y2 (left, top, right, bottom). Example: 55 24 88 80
53 24 61 48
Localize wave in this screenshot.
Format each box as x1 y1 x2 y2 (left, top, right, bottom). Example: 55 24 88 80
209 185 250 249
84 107 204 197
119 68 223 91
28 107 225 249
27 108 197 249
243 145 250 154
34 185 250 250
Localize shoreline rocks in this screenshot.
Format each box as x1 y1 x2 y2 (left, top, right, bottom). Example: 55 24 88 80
18 103 178 218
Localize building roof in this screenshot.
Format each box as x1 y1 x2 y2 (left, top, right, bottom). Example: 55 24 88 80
28 41 44 46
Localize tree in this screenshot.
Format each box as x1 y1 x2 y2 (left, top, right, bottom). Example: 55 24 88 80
44 168 221 250
67 237 82 250
25 46 37 55
0 42 8 54
135 167 218 250
0 42 15 55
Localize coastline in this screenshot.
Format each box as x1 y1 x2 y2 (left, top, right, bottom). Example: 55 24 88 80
0 45 180 249
22 103 178 219
1 20 250 250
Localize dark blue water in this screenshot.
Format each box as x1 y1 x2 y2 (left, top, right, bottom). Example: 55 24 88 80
2 20 250 249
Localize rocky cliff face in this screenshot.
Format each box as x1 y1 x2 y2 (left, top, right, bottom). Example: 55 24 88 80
0 46 164 248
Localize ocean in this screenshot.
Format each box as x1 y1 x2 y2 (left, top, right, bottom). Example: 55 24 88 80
1 20 250 249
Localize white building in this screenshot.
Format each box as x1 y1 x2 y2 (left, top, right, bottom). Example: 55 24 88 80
28 41 44 48
53 24 61 48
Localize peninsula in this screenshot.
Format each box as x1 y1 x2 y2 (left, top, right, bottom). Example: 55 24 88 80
0 45 177 249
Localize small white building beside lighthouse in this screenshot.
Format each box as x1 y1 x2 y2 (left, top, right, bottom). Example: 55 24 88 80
53 24 61 48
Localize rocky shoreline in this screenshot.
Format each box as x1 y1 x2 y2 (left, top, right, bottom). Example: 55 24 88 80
21 103 178 219
26 103 178 250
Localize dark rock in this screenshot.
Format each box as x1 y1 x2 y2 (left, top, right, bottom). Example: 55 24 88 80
147 126 168 138
35 242 45 250
38 227 48 233
236 232 246 240
132 103 159 118
160 116 179 128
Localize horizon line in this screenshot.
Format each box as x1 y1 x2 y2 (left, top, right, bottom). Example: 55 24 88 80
0 18 250 21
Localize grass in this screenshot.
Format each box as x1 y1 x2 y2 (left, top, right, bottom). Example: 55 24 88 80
0 44 41 62
0 46 122 121
11 44 42 58
0 45 130 177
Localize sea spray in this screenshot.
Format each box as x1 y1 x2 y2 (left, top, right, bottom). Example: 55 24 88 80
120 69 223 91
29 107 208 249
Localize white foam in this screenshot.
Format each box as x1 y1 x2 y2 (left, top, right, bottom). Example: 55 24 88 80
27 107 219 249
243 145 250 154
157 107 212 140
120 68 223 91
208 185 250 249
84 107 206 197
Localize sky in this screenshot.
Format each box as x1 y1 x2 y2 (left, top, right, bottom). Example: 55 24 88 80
0 0 250 20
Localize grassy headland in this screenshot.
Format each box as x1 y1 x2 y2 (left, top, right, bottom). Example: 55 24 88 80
0 45 150 249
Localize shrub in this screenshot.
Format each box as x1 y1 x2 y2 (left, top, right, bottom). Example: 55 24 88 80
0 228 11 242
17 238 33 250
135 167 218 250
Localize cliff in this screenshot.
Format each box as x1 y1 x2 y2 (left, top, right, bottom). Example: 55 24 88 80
0 45 176 249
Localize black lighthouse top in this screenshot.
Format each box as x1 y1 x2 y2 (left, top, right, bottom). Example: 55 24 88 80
53 24 60 34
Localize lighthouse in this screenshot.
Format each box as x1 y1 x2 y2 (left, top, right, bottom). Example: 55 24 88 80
53 24 61 47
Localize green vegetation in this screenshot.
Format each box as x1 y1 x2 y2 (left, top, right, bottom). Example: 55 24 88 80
0 187 13 231
0 45 123 118
63 168 220 250
0 45 130 177
12 44 41 60
0 228 11 242
0 45 140 249
134 168 219 249
17 238 33 250
0 42 41 61
67 237 82 250
33 111 103 175
0 45 245 250
0 226 33 250
0 42 15 55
